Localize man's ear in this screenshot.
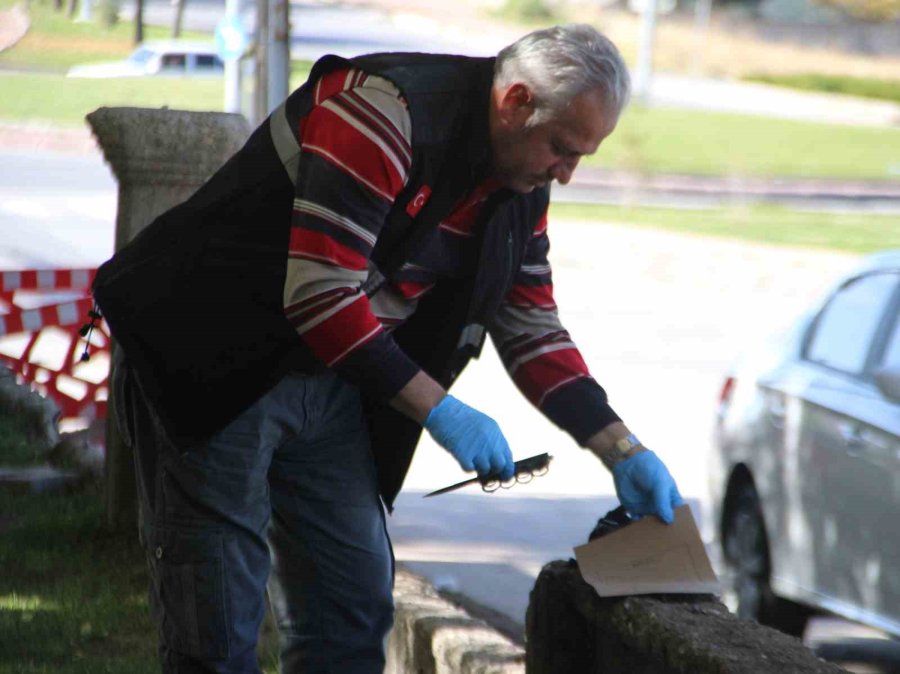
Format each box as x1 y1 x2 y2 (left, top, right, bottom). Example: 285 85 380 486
498 83 534 128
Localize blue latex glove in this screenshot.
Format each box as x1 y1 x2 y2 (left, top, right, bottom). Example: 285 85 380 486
424 395 515 480
612 450 685 524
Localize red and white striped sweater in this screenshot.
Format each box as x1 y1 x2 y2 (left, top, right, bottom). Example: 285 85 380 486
283 68 597 414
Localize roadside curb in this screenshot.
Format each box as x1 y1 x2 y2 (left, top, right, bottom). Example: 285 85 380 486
570 167 900 200
1 120 898 206
0 121 97 155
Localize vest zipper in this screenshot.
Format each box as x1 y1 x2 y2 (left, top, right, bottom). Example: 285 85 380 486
505 229 514 288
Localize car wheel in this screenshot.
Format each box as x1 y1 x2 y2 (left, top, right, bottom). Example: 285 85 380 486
723 485 811 638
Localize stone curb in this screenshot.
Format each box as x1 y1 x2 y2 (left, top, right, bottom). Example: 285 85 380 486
389 566 525 674
527 560 846 674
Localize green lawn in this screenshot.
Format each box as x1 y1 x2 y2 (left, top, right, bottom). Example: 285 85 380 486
0 414 41 466
0 486 157 674
0 65 313 127
550 201 900 254
3 69 899 182
0 408 281 673
744 73 900 105
0 0 211 72
0 71 226 122
586 104 900 180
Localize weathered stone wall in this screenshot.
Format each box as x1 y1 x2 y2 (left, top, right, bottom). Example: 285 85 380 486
0 366 59 450
526 560 845 674
388 567 525 674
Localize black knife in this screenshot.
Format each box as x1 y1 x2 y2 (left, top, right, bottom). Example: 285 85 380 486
424 453 553 497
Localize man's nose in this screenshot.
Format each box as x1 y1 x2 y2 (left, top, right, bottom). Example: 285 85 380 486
551 157 579 185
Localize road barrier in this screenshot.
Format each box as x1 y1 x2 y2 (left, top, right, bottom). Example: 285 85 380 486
0 267 107 424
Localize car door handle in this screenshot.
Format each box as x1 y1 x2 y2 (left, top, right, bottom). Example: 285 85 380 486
838 423 865 456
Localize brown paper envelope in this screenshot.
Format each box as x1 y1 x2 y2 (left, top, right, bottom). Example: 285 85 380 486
573 504 721 597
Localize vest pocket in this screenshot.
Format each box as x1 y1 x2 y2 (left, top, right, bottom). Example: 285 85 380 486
148 526 230 660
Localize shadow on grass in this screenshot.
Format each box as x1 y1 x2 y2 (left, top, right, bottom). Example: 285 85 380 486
0 483 158 673
0 479 283 673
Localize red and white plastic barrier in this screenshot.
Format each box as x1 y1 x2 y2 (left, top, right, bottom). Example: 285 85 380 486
0 268 108 425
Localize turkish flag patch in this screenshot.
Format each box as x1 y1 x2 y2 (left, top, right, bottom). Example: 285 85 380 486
406 185 432 217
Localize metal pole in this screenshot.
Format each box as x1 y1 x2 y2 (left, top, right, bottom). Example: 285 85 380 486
692 0 713 74
224 0 242 113
255 0 269 125
633 0 659 101
266 0 289 113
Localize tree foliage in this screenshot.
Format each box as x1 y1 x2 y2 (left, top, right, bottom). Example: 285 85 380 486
814 0 900 20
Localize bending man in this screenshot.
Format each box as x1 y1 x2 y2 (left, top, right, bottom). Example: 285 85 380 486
95 23 683 674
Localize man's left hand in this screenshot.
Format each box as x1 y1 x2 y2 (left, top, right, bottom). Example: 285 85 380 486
612 450 684 524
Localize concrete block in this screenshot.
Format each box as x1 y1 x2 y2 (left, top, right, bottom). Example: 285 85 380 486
0 366 60 451
526 560 845 674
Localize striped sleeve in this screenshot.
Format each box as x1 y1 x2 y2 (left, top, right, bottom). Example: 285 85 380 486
489 211 621 444
283 70 421 401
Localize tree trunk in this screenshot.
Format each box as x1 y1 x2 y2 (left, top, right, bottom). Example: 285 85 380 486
171 0 186 38
255 0 269 124
134 0 144 44
66 0 77 19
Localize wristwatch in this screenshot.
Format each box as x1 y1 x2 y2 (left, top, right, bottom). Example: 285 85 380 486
603 433 643 468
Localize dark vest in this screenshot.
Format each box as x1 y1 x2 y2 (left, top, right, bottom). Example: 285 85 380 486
93 53 549 508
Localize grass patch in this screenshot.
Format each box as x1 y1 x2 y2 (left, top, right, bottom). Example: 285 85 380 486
0 411 42 465
0 0 210 72
0 484 158 673
0 71 225 125
1 72 896 182
0 64 313 126
492 0 562 23
550 201 900 254
0 472 281 672
744 73 900 105
587 104 900 180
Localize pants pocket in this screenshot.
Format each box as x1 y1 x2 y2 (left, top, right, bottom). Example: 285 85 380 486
148 526 231 660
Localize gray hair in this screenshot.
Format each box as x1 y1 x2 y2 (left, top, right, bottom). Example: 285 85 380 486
495 24 631 126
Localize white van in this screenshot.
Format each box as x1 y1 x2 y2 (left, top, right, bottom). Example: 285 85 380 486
67 40 224 78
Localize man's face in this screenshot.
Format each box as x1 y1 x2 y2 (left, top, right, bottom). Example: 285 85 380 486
491 85 618 194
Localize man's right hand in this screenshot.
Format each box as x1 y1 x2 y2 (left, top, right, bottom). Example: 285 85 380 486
424 395 515 480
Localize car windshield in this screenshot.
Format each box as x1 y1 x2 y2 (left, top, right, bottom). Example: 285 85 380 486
127 48 155 65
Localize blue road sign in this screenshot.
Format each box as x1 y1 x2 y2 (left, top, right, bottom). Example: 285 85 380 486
215 15 248 62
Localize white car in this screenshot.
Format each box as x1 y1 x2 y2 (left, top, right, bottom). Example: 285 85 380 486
67 40 224 78
710 250 900 638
